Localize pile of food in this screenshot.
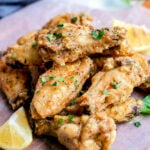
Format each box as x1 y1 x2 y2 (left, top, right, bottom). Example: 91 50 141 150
0 12 150 150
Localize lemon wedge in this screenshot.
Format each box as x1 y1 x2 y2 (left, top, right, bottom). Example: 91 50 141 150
0 107 33 150
112 19 150 54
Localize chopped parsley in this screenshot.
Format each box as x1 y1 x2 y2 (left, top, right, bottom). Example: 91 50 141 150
12 54 17 58
92 29 105 40
57 24 64 28
111 82 121 89
57 118 64 124
134 122 141 127
68 114 74 123
49 75 55 80
79 14 84 17
74 80 78 85
70 76 75 80
52 81 57 86
32 42 38 48
89 93 94 96
103 90 108 95
41 77 46 86
58 77 64 82
53 32 62 39
71 17 77 23
71 99 76 104
47 34 54 41
140 95 150 114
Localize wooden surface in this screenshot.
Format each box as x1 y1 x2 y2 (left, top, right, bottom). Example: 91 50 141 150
0 0 150 149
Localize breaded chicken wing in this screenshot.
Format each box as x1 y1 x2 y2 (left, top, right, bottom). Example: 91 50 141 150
0 56 30 109
37 23 126 65
31 57 93 119
6 32 42 66
43 12 93 30
77 53 148 114
34 113 116 150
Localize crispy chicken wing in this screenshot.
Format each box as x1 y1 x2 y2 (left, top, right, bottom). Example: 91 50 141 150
43 12 93 30
31 57 93 119
0 56 30 109
77 53 148 114
37 23 126 65
6 32 42 66
34 113 116 150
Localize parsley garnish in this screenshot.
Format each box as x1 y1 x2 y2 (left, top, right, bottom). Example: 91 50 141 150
103 90 108 95
70 76 74 80
53 33 62 39
41 77 46 86
111 82 121 89
49 75 55 80
12 54 17 58
134 122 141 127
74 80 78 85
32 42 38 48
71 17 77 23
58 77 64 82
57 24 64 28
57 118 64 124
140 95 150 114
71 99 76 104
47 34 54 41
52 82 57 86
68 114 74 123
79 14 84 17
89 93 94 96
92 29 105 40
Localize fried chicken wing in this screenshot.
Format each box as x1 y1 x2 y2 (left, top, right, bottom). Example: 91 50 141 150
34 113 116 150
0 56 30 109
77 53 148 114
37 23 126 65
6 32 42 66
31 57 93 119
43 12 93 30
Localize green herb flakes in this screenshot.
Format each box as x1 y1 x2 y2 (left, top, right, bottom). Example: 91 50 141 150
140 95 150 114
52 82 57 86
111 82 121 89
53 32 62 39
57 118 64 124
71 17 77 23
134 122 141 127
70 76 74 80
32 42 38 48
68 114 74 123
58 77 64 82
71 99 76 105
92 29 105 40
79 14 84 17
57 24 64 28
103 90 108 95
12 54 17 58
49 75 55 80
47 34 54 41
41 77 46 85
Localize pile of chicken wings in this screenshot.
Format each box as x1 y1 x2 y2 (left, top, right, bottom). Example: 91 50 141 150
0 12 149 150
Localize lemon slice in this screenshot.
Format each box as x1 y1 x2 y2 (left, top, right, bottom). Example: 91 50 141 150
0 107 33 150
112 19 150 54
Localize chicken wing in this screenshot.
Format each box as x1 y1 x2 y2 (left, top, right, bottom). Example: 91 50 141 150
139 76 150 92
77 53 148 114
43 12 93 30
31 57 93 119
6 32 42 67
37 23 126 65
0 56 30 109
34 113 116 150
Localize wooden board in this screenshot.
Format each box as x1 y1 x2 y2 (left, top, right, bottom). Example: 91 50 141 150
0 0 150 149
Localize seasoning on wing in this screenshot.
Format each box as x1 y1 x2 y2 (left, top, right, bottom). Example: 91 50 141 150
31 57 93 119
34 113 116 150
37 23 126 65
77 53 149 114
43 12 93 30
0 56 30 110
6 32 42 67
